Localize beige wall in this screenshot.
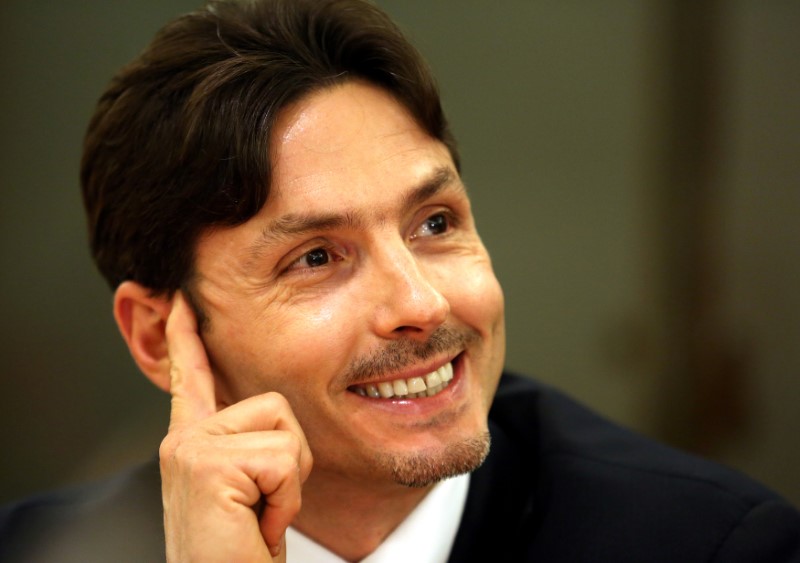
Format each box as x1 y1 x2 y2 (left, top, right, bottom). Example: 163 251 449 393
1 1 797 506
713 0 800 502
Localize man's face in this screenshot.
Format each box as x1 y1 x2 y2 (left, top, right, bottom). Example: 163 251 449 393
192 81 505 487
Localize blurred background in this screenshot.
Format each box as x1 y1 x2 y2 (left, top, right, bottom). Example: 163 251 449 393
1 0 798 506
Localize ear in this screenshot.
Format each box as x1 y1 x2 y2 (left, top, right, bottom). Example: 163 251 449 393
113 281 174 393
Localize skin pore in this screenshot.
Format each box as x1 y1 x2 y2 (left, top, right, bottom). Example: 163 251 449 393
182 80 506 559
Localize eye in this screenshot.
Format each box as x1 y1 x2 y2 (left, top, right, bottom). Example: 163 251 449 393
304 248 330 267
413 212 450 239
287 247 333 271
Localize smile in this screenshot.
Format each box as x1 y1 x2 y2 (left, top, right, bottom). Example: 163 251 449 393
349 362 454 399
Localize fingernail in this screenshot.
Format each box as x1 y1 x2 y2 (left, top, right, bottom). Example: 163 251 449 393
269 535 285 558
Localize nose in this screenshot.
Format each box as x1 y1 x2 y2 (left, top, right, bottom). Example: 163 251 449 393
370 243 450 340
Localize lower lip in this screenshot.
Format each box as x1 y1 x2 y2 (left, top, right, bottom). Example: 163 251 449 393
347 357 466 415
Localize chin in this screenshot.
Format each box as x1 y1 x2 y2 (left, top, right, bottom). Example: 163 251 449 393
374 431 492 488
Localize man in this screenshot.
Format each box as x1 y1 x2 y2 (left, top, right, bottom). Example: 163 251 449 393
1 0 799 561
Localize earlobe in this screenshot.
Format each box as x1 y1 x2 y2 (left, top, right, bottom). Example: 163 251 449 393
113 281 173 393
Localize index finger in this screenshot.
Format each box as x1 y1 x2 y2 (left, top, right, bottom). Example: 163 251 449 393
165 291 217 430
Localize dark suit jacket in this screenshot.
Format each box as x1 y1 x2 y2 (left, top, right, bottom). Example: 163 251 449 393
2 373 799 562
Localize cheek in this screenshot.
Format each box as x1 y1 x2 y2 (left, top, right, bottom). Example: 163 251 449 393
205 290 361 400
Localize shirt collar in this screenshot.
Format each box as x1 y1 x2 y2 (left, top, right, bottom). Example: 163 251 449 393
287 473 470 563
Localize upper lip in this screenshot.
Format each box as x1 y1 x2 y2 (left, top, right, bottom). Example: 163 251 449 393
347 353 460 388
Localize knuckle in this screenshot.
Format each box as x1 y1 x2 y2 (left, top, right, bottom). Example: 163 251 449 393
275 429 301 452
284 488 303 517
300 449 314 481
272 450 300 475
159 429 204 473
158 432 179 463
262 391 290 410
272 430 311 476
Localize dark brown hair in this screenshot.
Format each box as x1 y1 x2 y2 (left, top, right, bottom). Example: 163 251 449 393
81 0 458 295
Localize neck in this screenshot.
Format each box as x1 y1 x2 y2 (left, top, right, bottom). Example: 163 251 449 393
292 469 432 561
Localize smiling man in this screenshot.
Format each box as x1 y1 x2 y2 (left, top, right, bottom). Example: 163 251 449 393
2 0 799 562
180 82 503 492
143 80 505 560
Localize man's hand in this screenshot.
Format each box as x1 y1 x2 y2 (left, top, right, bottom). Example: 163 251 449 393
159 293 313 562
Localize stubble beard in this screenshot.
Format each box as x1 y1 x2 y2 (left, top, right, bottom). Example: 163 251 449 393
341 324 493 487
375 431 491 488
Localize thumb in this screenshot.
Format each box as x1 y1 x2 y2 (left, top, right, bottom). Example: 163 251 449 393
271 534 287 563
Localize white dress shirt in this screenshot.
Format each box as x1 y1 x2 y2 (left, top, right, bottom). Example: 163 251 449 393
286 474 470 563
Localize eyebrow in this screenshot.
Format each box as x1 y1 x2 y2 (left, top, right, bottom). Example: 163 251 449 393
247 165 460 258
400 166 458 212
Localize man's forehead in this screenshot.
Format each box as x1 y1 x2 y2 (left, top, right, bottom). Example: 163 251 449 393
268 81 446 193
274 80 413 150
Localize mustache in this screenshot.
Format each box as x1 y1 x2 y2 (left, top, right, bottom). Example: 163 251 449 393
341 325 480 386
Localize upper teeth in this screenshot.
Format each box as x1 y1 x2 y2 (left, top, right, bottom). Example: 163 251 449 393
352 362 454 399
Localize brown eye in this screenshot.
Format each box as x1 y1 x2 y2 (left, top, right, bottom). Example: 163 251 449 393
305 248 330 267
425 214 448 234
415 213 449 238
